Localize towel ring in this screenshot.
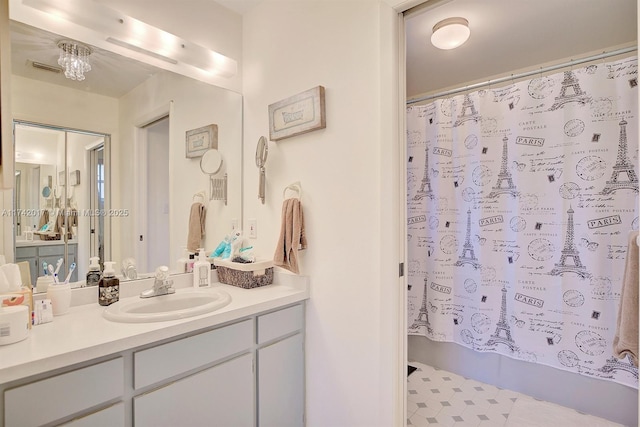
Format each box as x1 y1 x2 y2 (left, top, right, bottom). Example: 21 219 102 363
283 182 302 199
193 191 206 204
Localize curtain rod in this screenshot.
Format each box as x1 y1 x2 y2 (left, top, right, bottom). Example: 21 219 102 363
407 46 638 105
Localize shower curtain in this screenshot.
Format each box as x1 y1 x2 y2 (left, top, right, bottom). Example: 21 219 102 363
407 56 639 388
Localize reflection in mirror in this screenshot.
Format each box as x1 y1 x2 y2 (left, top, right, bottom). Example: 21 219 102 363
10 20 243 292
14 123 108 287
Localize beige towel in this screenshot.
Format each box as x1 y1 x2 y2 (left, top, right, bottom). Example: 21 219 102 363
187 202 206 252
613 230 639 366
273 198 307 274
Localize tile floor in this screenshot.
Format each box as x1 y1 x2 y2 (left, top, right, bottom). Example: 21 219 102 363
407 361 624 427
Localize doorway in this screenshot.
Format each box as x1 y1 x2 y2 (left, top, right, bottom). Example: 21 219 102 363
140 116 170 272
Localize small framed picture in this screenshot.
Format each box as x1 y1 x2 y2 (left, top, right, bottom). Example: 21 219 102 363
186 124 218 158
269 86 326 141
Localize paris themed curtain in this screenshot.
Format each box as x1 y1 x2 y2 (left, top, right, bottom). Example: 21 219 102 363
407 56 639 388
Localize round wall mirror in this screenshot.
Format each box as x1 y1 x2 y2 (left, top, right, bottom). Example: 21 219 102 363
255 136 268 168
200 149 223 175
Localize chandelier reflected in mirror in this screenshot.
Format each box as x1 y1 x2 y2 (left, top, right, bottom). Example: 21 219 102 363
57 40 92 81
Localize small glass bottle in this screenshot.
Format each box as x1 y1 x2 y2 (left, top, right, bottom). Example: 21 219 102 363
98 261 119 306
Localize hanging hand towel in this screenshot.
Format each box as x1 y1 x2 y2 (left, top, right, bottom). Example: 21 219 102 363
273 198 307 274
613 230 639 367
187 202 206 252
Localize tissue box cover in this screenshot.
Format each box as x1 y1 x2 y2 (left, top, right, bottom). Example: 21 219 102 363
213 259 274 289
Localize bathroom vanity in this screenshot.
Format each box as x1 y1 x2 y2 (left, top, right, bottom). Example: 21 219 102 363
0 272 308 426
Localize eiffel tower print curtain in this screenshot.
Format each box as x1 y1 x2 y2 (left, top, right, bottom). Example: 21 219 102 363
407 56 639 388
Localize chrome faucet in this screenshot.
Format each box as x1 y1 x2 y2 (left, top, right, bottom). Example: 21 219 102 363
140 266 175 298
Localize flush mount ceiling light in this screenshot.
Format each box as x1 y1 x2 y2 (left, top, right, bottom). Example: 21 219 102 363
57 40 92 81
431 17 470 50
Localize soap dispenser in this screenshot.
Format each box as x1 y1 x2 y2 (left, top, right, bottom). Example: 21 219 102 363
86 256 101 287
98 262 119 306
193 249 210 289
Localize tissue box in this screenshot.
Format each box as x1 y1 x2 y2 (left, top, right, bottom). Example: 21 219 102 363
213 259 274 289
1 287 33 329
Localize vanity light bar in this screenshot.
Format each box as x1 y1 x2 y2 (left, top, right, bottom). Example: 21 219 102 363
105 37 178 65
30 61 62 73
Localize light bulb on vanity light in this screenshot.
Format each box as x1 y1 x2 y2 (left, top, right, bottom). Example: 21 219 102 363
431 17 470 50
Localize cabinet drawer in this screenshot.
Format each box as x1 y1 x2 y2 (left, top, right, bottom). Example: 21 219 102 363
60 402 125 427
134 353 254 427
38 244 66 257
15 247 36 258
258 304 304 344
134 319 253 389
4 358 124 427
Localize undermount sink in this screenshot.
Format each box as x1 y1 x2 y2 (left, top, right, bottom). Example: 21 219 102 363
103 288 232 323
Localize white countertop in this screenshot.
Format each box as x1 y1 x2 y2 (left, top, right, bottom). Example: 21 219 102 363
15 239 78 247
0 271 309 384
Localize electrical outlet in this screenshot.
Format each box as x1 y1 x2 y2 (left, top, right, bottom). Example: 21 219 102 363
248 219 257 238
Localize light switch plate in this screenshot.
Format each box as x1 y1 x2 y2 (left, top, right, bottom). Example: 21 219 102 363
248 219 257 238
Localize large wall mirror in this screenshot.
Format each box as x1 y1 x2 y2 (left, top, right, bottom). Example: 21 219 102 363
10 19 243 292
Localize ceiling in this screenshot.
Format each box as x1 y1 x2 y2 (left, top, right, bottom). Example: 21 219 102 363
405 0 638 100
10 20 160 98
10 0 245 98
11 0 638 100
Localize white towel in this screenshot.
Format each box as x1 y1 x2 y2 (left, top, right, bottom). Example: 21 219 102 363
612 230 639 366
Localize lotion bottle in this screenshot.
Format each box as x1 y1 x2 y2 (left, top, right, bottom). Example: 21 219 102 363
187 253 195 273
193 248 210 288
86 256 101 287
98 261 119 306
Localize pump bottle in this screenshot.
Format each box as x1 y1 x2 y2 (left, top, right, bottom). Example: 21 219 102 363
86 256 101 287
193 249 211 288
98 261 119 306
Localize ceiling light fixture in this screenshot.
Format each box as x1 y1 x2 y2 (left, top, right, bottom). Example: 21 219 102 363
57 40 92 81
431 17 470 50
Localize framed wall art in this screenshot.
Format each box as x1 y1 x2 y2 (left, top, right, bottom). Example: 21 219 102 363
268 86 326 141
186 124 218 158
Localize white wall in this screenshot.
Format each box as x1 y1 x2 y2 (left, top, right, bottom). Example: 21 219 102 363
242 1 401 426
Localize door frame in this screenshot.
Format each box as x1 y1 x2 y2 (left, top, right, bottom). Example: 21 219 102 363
133 102 172 273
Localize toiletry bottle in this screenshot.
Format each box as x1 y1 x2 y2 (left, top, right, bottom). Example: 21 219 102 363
176 247 188 273
98 261 119 306
86 256 101 287
187 253 195 273
193 248 210 288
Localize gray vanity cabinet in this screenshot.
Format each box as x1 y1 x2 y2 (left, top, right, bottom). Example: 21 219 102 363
1 302 305 427
257 304 305 427
15 243 78 286
133 319 255 426
134 353 254 426
4 358 124 426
